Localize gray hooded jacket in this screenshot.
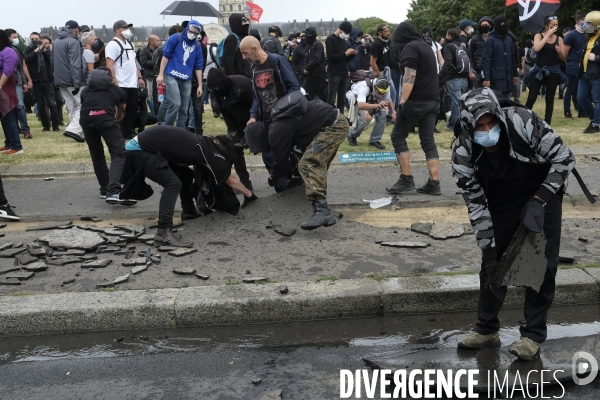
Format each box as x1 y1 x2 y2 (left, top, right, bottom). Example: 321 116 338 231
53 27 84 88
451 88 575 251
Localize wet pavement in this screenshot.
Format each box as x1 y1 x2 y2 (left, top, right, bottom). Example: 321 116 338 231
0 305 598 399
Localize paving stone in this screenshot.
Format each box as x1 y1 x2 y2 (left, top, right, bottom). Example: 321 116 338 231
5 271 35 281
380 241 430 248
15 253 40 265
0 243 12 252
273 225 297 237
429 221 465 240
122 257 147 267
22 262 48 272
26 221 73 232
168 248 198 257
158 246 178 252
195 274 210 280
410 222 433 235
131 265 148 275
173 267 196 275
96 282 115 289
113 274 130 285
38 227 106 250
0 247 27 258
82 259 112 268
46 257 82 266
243 277 267 283
0 266 21 275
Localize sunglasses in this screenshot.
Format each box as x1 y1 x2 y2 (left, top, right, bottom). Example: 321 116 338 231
242 17 250 24
546 16 558 22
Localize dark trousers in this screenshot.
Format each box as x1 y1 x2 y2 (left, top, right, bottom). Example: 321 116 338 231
80 114 126 197
525 72 561 124
137 98 149 133
0 174 7 206
564 73 579 113
304 74 328 102
475 193 562 343
327 75 348 114
54 87 64 125
0 108 22 151
391 100 439 160
120 88 139 137
142 156 195 229
33 81 59 129
191 88 204 135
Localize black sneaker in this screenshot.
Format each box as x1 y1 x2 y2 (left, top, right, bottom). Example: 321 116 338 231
417 179 441 196
0 204 20 221
347 137 358 146
369 141 385 150
564 111 573 119
584 124 600 134
64 131 85 143
181 210 202 221
386 174 415 194
53 127 60 132
42 127 50 132
578 112 589 118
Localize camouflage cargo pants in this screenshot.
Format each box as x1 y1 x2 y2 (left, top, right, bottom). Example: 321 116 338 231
299 117 349 201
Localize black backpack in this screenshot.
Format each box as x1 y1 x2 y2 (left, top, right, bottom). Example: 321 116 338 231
111 39 136 66
263 37 279 54
350 70 379 89
450 43 471 74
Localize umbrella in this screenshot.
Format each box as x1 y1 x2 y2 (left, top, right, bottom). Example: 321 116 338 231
506 0 561 34
160 1 222 18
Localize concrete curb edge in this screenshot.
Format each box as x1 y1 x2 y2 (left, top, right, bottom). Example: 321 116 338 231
1 268 598 337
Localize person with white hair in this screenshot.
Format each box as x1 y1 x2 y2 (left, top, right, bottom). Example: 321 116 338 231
80 30 96 81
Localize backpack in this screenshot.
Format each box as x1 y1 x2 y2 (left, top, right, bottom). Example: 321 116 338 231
350 70 379 89
524 48 536 64
450 44 471 74
216 33 239 70
263 37 279 54
109 38 136 66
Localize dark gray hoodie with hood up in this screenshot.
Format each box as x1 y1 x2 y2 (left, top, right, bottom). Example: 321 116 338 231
451 88 575 251
53 27 84 88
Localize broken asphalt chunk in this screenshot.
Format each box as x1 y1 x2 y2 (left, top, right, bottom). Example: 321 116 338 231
80 216 103 223
429 221 464 240
168 248 197 257
0 281 21 286
273 225 297 237
121 257 147 267
15 253 39 265
46 257 83 266
113 274 130 285
578 238 589 243
158 246 178 252
97 246 121 254
380 241 430 248
63 278 75 285
243 277 267 283
5 271 35 281
26 221 73 232
38 227 105 250
0 243 12 252
131 265 148 275
0 266 21 275
23 262 48 272
195 274 210 280
0 247 27 258
410 222 433 236
82 259 112 268
27 244 47 257
137 234 155 241
96 282 115 289
279 286 289 295
173 267 196 275
559 254 575 264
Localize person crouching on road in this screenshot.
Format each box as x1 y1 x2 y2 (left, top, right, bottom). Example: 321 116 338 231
80 67 136 205
122 126 257 247
452 88 575 360
246 92 349 230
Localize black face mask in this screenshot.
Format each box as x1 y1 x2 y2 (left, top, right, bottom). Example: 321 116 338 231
32 40 42 47
422 33 433 45
479 26 491 34
306 35 316 45
496 24 509 37
242 25 249 37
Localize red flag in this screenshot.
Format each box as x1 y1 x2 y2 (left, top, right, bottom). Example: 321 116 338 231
506 0 561 34
246 2 263 23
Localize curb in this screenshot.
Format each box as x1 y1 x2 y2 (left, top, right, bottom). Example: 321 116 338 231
1 268 598 337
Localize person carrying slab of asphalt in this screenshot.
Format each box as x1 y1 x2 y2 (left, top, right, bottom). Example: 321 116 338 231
451 87 578 361
120 126 257 247
246 90 349 230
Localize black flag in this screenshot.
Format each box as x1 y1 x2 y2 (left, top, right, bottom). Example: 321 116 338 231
507 0 561 34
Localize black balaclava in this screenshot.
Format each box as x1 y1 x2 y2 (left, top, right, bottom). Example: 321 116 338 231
421 26 434 45
305 27 317 45
494 16 509 37
229 14 248 38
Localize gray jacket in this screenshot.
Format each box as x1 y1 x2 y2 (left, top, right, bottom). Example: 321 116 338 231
53 27 84 88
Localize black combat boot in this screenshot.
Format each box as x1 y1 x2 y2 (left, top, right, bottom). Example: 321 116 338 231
386 174 416 194
153 228 193 247
300 199 337 230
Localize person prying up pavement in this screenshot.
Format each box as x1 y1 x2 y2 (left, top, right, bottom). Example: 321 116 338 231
121 126 257 247
80 67 136 205
451 88 576 360
246 91 349 230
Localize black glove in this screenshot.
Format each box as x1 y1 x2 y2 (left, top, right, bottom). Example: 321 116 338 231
241 193 258 209
267 175 274 187
286 176 304 190
482 248 499 289
522 197 545 233
71 87 79 96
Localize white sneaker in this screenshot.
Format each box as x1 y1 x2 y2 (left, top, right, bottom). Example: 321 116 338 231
106 194 137 206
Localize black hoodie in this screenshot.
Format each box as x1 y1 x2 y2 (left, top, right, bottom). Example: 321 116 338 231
222 13 251 77
393 22 439 102
304 27 326 75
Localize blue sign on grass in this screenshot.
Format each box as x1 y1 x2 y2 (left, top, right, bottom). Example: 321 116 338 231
338 152 397 163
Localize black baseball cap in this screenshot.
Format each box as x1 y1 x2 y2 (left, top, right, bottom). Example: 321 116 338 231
65 20 80 30
113 20 133 32
80 25 90 33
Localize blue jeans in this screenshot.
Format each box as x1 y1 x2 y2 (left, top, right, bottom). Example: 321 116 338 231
15 85 30 132
446 78 468 129
390 68 402 109
164 74 192 128
348 110 387 143
0 109 23 151
578 75 600 127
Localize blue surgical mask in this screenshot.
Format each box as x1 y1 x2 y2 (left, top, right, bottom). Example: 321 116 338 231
473 123 501 147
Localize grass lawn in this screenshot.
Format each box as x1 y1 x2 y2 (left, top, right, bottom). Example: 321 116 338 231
1 91 599 166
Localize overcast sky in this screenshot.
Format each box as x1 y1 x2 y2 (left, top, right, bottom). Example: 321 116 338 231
0 0 411 33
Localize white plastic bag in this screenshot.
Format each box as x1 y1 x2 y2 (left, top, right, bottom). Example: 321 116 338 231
363 197 392 209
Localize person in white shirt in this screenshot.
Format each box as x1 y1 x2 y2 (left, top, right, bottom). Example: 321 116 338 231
105 19 145 139
421 26 444 73
346 77 396 149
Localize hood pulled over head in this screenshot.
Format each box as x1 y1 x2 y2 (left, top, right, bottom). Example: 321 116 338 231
229 13 248 38
392 22 422 55
349 28 363 42
458 88 507 140
206 68 231 92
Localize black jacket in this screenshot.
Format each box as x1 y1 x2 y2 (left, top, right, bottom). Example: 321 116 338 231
139 45 155 80
290 42 306 79
582 34 600 79
325 33 348 76
468 33 487 71
441 40 469 80
207 68 253 135
222 14 251 77
304 28 326 76
23 45 53 82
